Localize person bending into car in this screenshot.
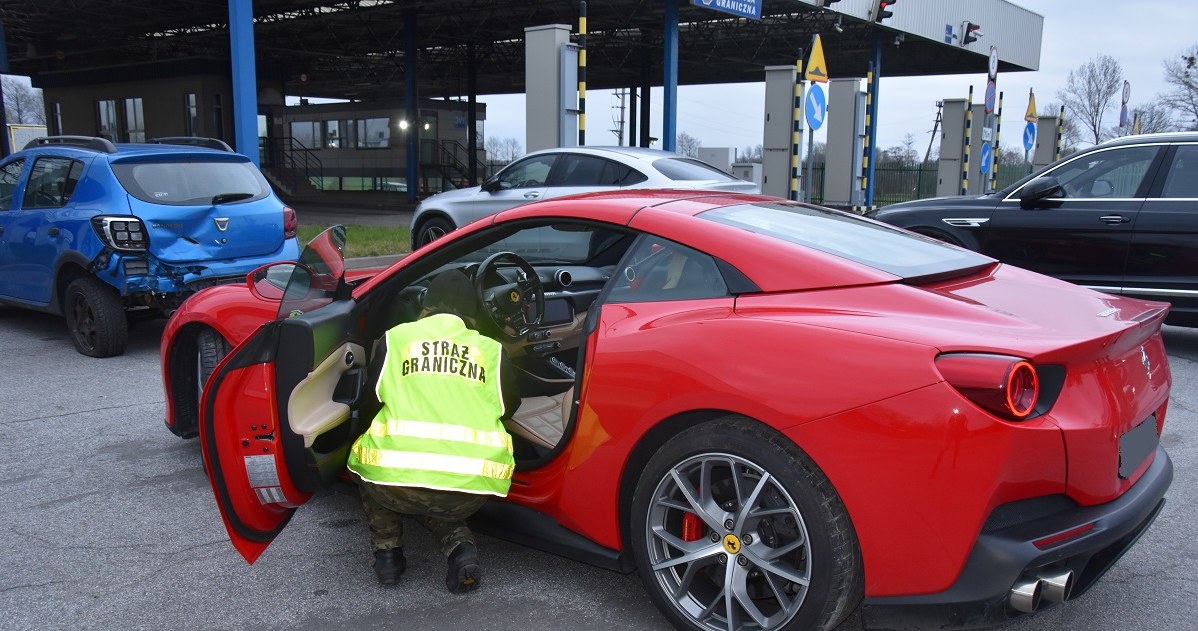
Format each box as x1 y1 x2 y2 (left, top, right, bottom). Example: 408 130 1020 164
347 269 520 593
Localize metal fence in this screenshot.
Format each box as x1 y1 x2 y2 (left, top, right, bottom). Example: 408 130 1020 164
806 163 1034 206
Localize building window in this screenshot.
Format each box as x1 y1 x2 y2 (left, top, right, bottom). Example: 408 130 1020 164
290 121 320 148
355 117 390 149
212 94 224 139
325 120 346 148
184 93 198 135
125 97 145 143
97 100 118 140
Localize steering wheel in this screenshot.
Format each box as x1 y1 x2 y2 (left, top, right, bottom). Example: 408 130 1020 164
474 251 545 342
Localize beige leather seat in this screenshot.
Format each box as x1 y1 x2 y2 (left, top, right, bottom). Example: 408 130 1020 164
505 387 573 449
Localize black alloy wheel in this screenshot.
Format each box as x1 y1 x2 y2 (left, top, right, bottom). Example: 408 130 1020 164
415 216 454 249
65 276 128 358
631 417 863 631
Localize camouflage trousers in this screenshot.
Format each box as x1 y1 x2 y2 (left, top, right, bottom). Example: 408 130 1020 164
359 481 488 557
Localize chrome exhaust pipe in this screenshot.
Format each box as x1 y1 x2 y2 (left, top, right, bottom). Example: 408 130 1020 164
1009 578 1043 614
1038 570 1074 603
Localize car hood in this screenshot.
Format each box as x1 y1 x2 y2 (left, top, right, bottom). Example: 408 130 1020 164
127 196 286 263
418 186 483 206
872 193 998 216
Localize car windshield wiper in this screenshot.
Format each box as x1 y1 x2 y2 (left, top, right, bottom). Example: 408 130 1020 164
211 192 255 205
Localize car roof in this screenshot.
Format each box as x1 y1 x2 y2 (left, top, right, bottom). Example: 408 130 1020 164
16 136 246 161
1097 132 1198 148
523 145 691 162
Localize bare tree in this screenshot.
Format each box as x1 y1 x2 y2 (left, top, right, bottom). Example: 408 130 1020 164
2 75 46 125
738 144 763 163
484 136 523 164
1110 102 1178 137
1162 43 1198 130
675 131 702 158
1057 55 1124 145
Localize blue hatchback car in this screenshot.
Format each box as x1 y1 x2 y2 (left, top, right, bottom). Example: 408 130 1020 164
0 136 300 357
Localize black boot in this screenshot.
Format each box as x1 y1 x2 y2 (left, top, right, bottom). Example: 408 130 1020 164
373 548 406 585
445 542 481 593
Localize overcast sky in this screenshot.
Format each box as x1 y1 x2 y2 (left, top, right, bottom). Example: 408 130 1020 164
479 0 1194 155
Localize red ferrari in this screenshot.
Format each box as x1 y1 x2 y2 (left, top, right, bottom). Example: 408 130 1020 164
162 190 1174 631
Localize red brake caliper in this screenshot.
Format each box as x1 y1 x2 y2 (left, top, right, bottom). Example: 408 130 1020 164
682 512 704 542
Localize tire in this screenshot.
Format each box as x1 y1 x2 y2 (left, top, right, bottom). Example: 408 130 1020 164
65 276 128 358
631 417 863 631
415 216 455 249
197 328 232 400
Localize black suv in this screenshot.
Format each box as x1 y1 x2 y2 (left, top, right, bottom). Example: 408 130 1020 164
870 132 1198 326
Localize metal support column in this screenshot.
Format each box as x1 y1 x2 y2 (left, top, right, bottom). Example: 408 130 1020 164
640 37 652 147
578 1 587 146
405 11 418 202
864 37 882 207
227 0 260 165
662 0 678 152
467 43 478 185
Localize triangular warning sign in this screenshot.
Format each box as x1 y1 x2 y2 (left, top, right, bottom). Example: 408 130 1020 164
805 34 829 83
1024 91 1038 122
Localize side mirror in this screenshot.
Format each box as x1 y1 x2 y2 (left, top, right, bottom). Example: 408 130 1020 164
481 178 502 193
247 261 302 301
1019 176 1063 208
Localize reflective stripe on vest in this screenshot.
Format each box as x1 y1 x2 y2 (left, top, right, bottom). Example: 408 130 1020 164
347 313 514 496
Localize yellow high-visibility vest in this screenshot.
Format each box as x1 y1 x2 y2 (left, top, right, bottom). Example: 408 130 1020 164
348 313 514 496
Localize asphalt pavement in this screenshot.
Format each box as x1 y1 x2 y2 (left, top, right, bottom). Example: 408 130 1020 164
0 309 1194 631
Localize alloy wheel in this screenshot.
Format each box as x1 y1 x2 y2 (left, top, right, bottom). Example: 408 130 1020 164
645 453 812 631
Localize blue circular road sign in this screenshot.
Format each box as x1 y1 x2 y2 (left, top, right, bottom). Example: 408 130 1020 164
984 80 997 114
1022 121 1036 152
805 83 827 131
979 142 993 174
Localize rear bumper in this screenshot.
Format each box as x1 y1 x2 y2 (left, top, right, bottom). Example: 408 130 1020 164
861 446 1173 630
97 237 300 305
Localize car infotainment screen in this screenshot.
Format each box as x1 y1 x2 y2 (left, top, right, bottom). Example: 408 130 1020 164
542 298 573 326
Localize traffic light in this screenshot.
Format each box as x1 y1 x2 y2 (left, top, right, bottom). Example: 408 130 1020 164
872 1 896 22
961 21 982 46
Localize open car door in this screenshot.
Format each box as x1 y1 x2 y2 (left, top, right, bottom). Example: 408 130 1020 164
200 226 370 563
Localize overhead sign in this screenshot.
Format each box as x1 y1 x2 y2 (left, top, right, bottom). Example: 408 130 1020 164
805 83 827 130
1024 91 1037 122
691 0 762 20
979 142 993 175
805 34 829 83
1023 121 1036 152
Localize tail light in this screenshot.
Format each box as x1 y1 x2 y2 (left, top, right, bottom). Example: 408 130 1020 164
283 206 298 239
936 353 1040 420
91 215 149 251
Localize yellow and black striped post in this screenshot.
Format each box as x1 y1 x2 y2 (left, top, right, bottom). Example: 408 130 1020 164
960 85 973 196
1054 105 1065 161
990 91 1003 192
790 55 803 201
860 64 874 203
578 1 587 146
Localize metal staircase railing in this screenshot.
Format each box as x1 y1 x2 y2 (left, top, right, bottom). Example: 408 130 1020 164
259 137 324 192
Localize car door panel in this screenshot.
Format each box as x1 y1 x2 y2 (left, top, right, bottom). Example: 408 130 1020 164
202 299 365 563
985 144 1164 291
1128 143 1198 321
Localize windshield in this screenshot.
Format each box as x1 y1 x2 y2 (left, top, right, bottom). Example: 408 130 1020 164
276 226 347 319
112 158 270 206
702 202 994 281
457 223 625 265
